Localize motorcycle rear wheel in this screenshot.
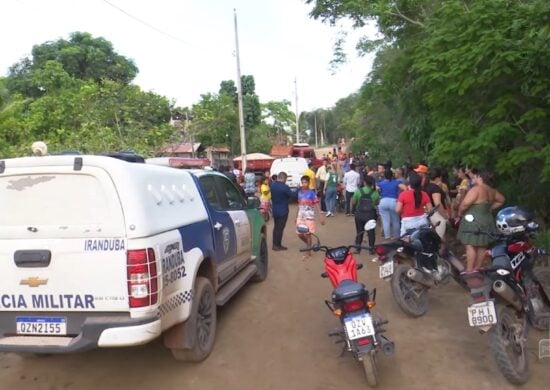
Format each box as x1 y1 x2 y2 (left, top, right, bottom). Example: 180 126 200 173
488 304 529 385
361 351 378 387
391 264 429 317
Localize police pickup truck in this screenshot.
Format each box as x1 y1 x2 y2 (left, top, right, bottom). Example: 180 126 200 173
0 154 268 361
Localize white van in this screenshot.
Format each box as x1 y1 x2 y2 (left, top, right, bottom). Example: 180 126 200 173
270 157 308 190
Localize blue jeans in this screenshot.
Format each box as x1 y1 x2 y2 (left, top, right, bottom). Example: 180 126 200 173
325 186 337 213
378 197 401 239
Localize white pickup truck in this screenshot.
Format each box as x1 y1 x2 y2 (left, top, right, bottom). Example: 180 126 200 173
0 154 268 361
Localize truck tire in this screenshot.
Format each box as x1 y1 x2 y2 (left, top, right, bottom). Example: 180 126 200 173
171 277 216 362
252 234 269 282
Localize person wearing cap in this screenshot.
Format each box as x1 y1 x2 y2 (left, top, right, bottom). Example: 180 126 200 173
413 163 429 186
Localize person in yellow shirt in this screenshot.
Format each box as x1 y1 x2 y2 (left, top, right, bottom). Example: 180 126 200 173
304 161 316 191
259 177 272 220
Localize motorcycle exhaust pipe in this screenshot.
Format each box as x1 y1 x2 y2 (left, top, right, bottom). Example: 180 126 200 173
445 253 464 272
406 268 436 288
379 335 395 356
492 280 522 311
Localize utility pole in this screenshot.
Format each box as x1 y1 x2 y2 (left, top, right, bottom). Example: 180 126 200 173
234 9 247 171
294 77 299 144
314 112 318 148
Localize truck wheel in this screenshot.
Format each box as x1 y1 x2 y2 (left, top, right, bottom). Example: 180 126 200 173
171 277 216 362
252 234 268 282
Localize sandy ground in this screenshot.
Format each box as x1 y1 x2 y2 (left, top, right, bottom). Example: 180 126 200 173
1 206 549 390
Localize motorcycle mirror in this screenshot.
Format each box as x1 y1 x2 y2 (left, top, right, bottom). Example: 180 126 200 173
364 219 377 231
464 214 475 222
296 224 310 234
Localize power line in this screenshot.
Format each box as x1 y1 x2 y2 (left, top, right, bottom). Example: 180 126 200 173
101 0 199 48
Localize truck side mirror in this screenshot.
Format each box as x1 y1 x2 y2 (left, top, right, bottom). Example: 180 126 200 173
247 196 260 209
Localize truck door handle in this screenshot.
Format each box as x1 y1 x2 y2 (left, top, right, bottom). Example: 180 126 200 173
214 222 222 231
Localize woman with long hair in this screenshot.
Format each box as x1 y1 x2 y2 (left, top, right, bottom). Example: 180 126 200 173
457 171 505 272
377 169 401 240
396 172 432 236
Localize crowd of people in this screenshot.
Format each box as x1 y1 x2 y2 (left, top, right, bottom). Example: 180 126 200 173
228 151 505 272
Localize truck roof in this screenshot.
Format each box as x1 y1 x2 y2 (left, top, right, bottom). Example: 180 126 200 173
0 155 209 239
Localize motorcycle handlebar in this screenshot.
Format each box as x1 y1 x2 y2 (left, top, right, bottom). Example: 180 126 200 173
299 244 370 253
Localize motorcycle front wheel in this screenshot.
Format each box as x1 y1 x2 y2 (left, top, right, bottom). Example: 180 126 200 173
361 351 378 387
391 264 429 317
488 304 529 385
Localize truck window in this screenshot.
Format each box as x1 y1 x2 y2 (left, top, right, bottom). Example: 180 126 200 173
291 150 300 157
303 151 314 159
199 176 222 210
215 176 245 211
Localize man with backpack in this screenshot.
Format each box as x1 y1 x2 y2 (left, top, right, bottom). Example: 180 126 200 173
351 175 380 254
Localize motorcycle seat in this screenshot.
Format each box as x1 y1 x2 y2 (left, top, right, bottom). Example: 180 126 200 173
332 280 367 302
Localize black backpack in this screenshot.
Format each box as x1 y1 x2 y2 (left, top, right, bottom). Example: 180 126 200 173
355 188 376 219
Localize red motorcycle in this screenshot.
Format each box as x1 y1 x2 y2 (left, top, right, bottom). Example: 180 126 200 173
298 221 394 387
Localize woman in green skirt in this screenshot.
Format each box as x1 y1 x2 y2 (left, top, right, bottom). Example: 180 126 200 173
457 170 505 272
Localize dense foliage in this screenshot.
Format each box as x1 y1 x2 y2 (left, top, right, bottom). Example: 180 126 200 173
305 0 550 222
0 32 173 157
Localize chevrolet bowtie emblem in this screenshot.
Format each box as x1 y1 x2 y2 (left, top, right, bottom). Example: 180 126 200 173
20 277 48 288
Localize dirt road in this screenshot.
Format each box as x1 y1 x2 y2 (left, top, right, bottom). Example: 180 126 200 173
1 208 549 390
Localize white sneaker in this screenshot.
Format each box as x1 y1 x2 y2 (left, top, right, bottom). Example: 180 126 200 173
326 212 333 217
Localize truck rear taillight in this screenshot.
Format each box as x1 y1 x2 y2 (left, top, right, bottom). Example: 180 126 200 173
127 248 158 308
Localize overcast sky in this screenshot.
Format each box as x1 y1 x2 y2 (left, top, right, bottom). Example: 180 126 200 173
2 0 375 112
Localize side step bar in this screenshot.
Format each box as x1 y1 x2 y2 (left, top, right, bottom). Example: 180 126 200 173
215 263 257 306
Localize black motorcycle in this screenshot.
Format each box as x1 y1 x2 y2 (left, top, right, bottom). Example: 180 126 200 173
462 211 550 385
374 206 465 317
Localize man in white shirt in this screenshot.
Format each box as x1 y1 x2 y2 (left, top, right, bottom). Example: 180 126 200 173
315 159 328 212
343 163 361 215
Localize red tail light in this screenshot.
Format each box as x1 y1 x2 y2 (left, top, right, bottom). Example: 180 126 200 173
343 300 365 312
357 338 371 346
127 248 158 308
375 246 387 256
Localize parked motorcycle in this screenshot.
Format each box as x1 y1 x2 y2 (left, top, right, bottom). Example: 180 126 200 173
374 206 466 317
462 207 550 385
297 221 394 387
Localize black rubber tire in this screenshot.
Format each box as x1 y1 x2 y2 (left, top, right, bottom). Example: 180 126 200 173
391 264 429 317
488 304 529 385
529 266 550 330
171 277 217 362
252 234 268 282
362 351 378 387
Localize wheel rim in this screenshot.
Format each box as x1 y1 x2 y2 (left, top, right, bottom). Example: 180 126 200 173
197 289 214 349
398 269 427 311
499 310 526 370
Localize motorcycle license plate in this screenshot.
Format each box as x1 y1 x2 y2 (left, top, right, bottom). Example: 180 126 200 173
344 313 375 340
467 301 497 327
379 261 394 279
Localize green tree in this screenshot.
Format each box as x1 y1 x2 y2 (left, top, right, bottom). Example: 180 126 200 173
7 32 138 97
0 33 173 158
